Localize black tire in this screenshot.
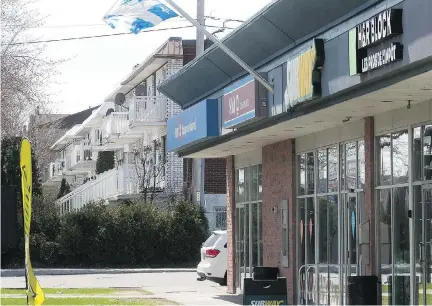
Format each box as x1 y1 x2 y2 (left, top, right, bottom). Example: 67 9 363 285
219 272 227 286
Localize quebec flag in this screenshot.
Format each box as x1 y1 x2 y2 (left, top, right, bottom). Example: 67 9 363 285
104 0 178 34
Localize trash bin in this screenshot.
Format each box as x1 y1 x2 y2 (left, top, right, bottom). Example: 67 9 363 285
347 276 379 305
243 267 288 305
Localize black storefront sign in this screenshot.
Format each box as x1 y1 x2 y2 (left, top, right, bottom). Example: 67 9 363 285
243 267 288 306
349 8 404 75
361 42 403 73
357 9 403 50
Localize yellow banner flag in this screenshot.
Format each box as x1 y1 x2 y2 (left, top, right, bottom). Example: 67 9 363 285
20 138 45 306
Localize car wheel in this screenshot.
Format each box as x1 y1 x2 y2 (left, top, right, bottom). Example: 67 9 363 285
219 272 227 286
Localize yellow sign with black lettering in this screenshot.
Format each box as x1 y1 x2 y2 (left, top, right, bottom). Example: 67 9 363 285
285 38 325 109
20 138 45 306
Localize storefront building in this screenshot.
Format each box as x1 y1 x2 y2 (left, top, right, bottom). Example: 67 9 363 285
160 0 432 304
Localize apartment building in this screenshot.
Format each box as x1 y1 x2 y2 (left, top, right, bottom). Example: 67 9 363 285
44 38 227 231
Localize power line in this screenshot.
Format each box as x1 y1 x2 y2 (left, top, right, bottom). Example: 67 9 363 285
3 16 244 30
3 24 233 45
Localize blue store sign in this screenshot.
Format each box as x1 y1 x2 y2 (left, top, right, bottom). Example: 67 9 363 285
167 99 219 152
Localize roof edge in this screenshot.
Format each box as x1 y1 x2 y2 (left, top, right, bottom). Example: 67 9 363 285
176 55 432 157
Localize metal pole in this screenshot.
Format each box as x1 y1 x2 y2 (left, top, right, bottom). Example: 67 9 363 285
164 0 274 93
195 0 204 207
196 0 205 56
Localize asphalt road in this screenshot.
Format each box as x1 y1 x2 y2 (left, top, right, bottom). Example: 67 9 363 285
1 272 242 305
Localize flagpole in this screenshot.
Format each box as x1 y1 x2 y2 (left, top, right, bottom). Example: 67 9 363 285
164 0 274 93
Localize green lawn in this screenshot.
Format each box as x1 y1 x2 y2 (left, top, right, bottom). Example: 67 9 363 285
382 283 432 291
1 297 177 305
1 287 151 295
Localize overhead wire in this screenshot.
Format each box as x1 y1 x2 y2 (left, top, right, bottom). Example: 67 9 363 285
3 24 234 45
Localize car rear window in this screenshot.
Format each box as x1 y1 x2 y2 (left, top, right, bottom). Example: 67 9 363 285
203 233 220 247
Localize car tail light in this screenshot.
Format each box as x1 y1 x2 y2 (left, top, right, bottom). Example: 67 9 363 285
205 249 220 258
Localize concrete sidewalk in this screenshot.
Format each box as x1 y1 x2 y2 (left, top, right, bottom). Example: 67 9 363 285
1 268 195 277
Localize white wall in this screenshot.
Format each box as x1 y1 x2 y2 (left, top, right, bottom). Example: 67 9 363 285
375 99 432 135
296 119 365 153
234 148 262 168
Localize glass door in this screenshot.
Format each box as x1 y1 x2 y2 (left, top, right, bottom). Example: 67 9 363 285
417 187 432 305
236 202 262 291
341 193 359 305
236 204 248 290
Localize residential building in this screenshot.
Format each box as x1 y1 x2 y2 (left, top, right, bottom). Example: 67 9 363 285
160 0 432 304
46 38 227 231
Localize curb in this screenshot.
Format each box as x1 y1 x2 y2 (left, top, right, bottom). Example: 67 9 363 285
1 268 196 277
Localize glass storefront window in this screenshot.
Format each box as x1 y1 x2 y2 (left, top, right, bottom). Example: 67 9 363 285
258 164 262 200
423 125 432 181
235 165 262 288
378 134 392 185
328 146 338 193
306 152 314 195
413 127 422 181
358 141 365 189
318 149 328 194
297 140 365 305
392 131 409 184
298 154 306 196
318 196 338 264
237 169 245 203
305 197 315 264
251 166 259 201
346 142 357 190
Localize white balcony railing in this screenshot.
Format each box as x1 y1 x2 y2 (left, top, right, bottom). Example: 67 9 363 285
49 158 66 179
101 112 129 144
63 143 96 171
57 163 165 214
129 96 167 125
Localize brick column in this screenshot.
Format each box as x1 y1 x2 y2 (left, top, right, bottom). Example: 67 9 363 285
226 155 236 294
364 116 376 275
262 139 296 303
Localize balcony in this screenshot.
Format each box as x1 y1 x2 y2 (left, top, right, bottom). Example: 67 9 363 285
98 112 130 150
127 96 167 134
44 158 66 185
56 163 165 214
63 140 97 174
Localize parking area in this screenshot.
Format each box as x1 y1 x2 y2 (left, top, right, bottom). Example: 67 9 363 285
1 272 242 305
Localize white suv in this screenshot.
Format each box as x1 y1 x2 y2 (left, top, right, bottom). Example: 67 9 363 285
197 230 227 286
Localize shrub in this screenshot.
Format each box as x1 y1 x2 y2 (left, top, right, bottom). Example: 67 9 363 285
96 151 115 174
52 200 209 267
57 178 71 199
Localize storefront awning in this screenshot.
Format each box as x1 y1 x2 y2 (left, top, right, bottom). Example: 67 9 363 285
159 0 381 110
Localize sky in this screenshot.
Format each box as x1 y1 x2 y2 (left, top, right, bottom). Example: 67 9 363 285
25 0 273 114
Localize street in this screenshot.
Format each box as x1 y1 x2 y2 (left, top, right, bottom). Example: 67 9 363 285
1 272 242 305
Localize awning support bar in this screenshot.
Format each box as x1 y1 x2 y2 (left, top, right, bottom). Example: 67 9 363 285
164 0 274 93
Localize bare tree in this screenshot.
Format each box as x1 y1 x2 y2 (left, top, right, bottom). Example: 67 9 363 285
1 0 62 137
132 139 166 204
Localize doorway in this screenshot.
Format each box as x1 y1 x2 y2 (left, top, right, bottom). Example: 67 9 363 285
235 202 263 290
340 193 363 304
234 165 263 291
414 186 432 305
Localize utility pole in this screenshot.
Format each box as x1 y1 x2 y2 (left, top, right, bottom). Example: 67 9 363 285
196 0 205 56
194 0 205 207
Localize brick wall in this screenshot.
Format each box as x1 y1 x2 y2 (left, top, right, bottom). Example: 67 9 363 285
262 139 296 303
204 158 227 194
226 156 236 294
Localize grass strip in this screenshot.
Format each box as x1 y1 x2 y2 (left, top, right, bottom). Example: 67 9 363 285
1 297 177 305
1 287 151 295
